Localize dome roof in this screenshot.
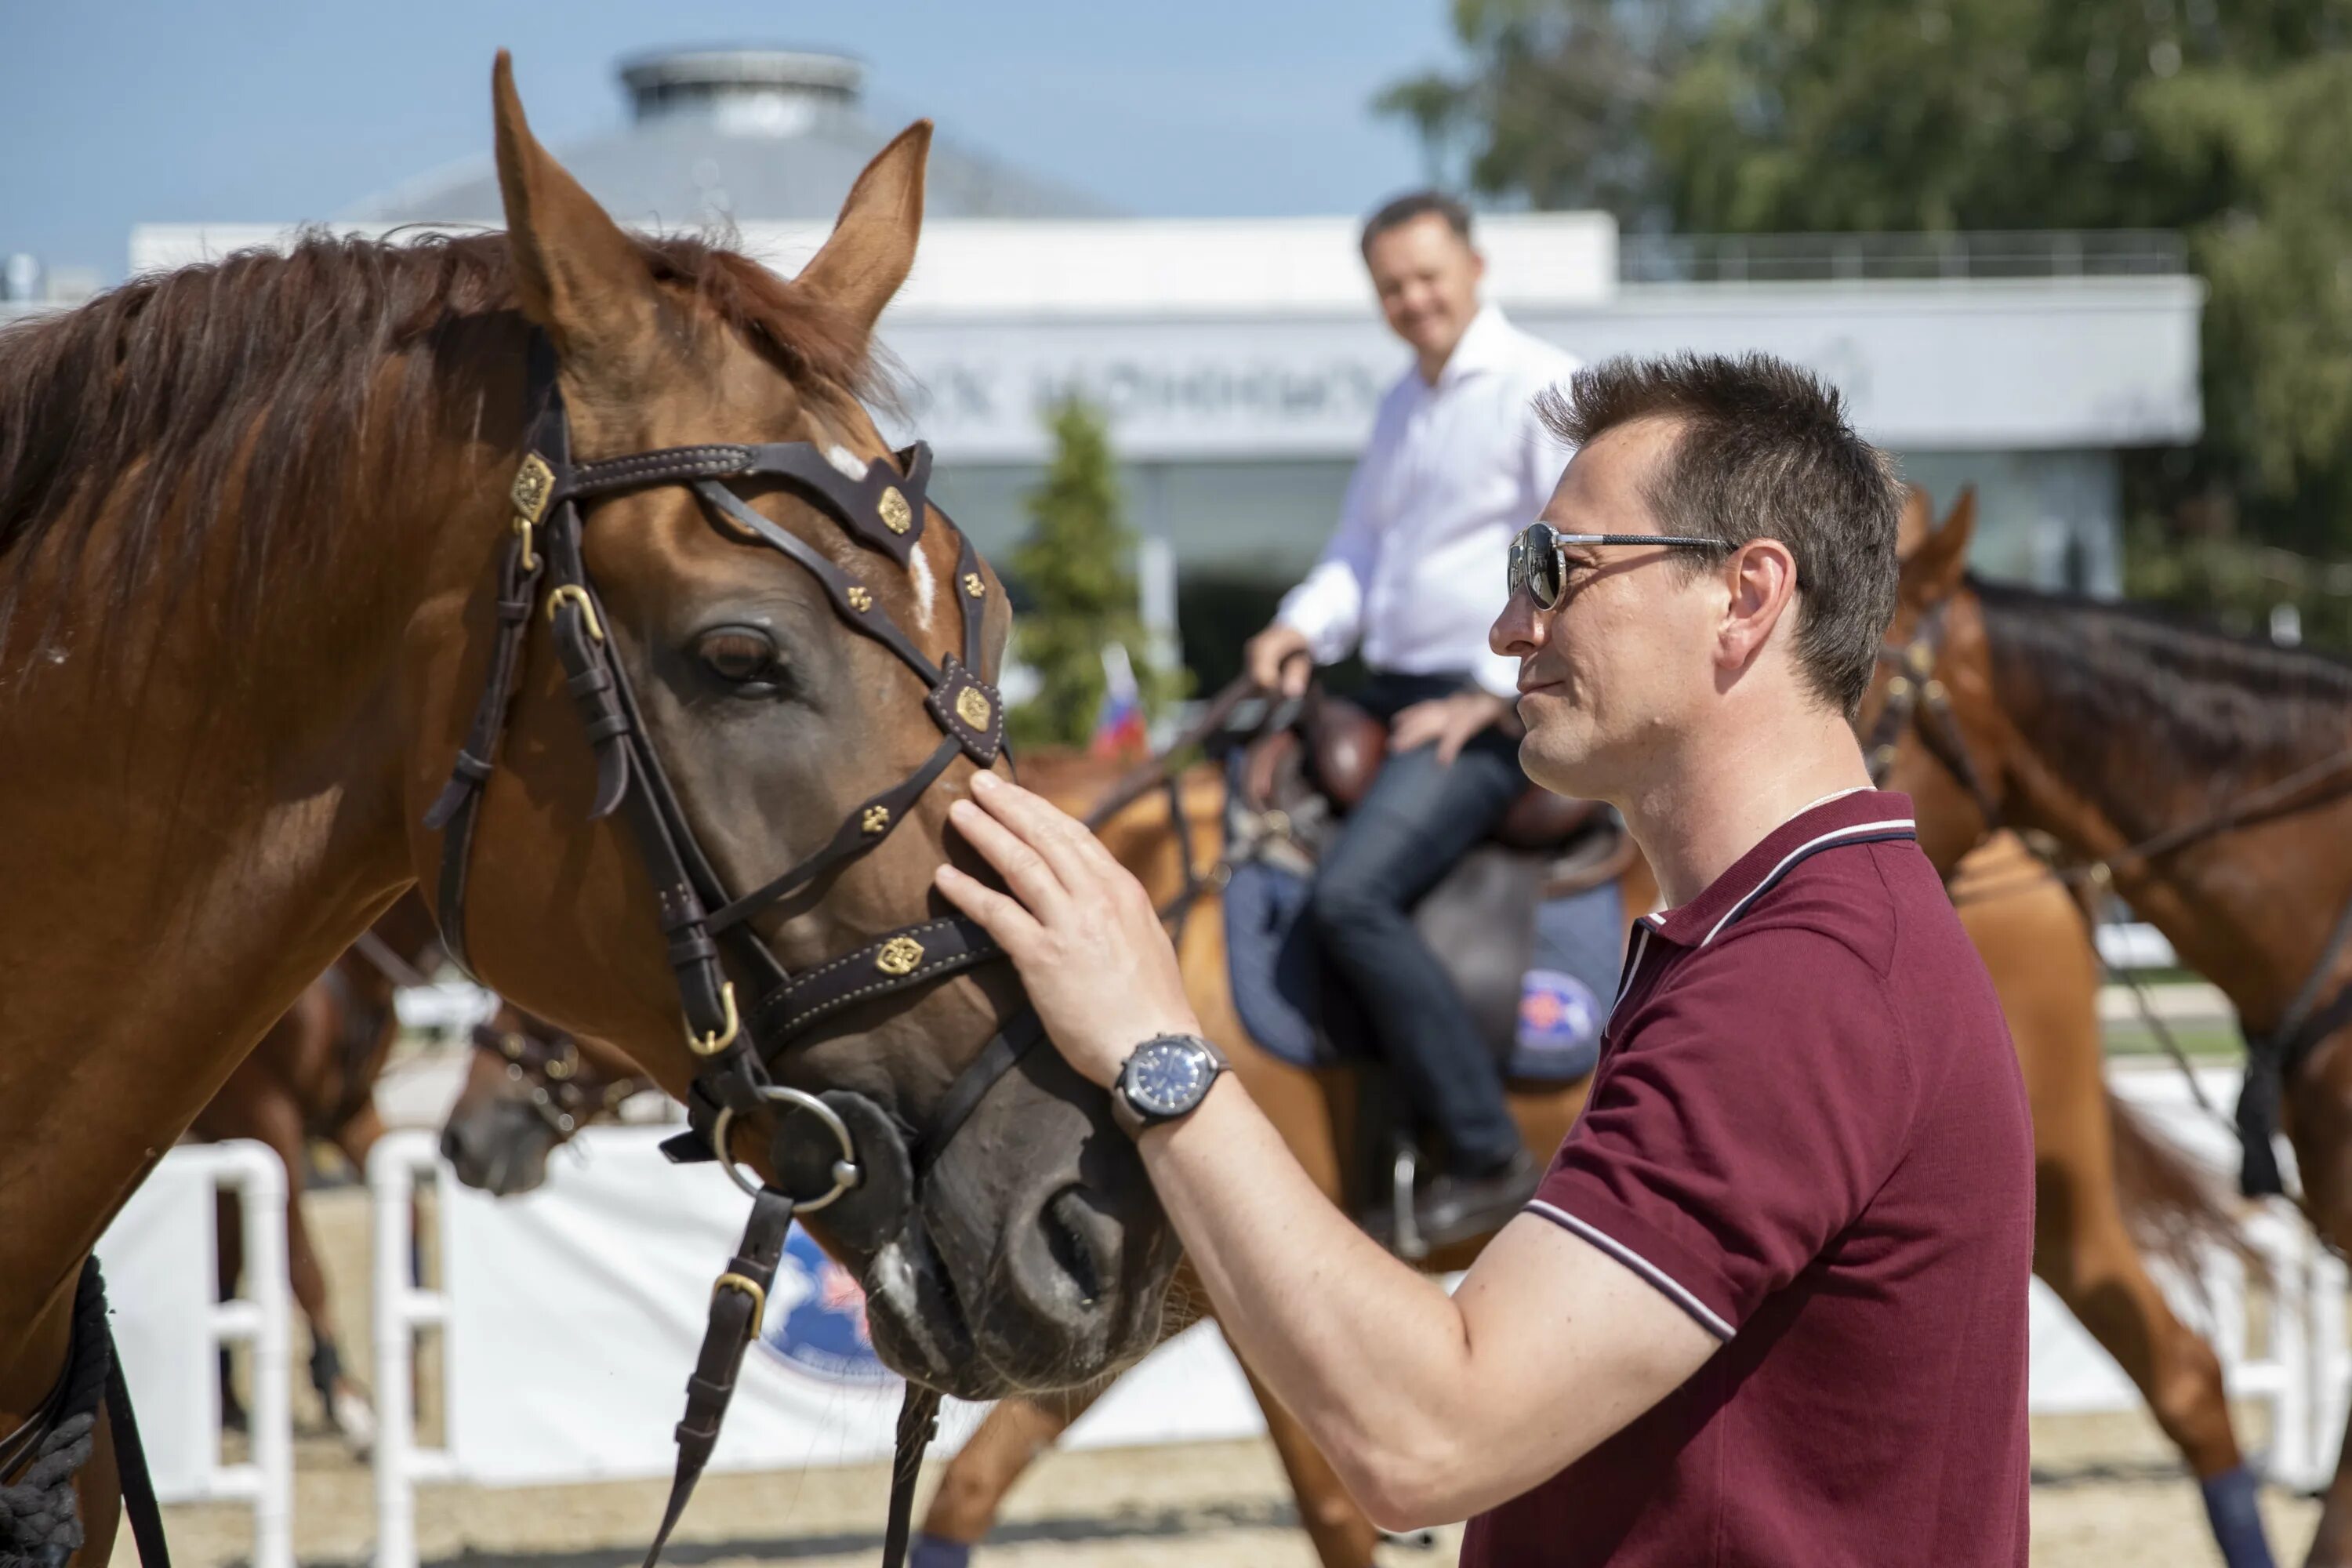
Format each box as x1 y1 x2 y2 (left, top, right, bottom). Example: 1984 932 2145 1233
345 47 1111 227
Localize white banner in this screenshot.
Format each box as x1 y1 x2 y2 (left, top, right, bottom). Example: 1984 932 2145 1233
96 1148 218 1499
437 1127 1263 1486
406 1068 2341 1493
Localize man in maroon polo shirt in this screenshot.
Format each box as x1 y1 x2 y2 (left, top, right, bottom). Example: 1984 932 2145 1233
933 351 2033 1566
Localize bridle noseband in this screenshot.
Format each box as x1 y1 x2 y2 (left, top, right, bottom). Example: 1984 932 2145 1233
423 332 1041 1568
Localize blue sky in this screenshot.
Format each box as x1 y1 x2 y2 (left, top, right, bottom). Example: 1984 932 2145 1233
1 0 1460 278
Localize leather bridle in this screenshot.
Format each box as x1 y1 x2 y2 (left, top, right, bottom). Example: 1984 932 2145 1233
1864 598 2002 822
423 332 1045 1568
474 1022 656 1138
1864 584 2352 1200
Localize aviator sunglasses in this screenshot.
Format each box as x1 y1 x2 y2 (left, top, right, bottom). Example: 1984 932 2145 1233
1506 519 1735 611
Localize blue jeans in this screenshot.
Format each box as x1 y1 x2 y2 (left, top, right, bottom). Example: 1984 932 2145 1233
1308 673 1526 1175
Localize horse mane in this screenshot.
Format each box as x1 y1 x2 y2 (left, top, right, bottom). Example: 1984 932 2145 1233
1973 576 2352 811
0 227 879 656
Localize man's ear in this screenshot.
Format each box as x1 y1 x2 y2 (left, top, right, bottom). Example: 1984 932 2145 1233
1719 535 1803 671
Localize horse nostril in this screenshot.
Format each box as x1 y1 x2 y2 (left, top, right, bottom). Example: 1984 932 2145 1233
1043 1187 1114 1308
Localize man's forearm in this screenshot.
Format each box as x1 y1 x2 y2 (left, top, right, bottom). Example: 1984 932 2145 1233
1135 1075 1478 1513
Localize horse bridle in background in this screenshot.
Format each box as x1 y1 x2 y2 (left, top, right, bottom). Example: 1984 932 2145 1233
474 1021 658 1136
1863 599 2002 817
423 333 1047 1568
1864 586 2352 1201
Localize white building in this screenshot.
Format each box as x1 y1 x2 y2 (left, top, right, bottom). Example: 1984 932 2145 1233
123 48 2201 684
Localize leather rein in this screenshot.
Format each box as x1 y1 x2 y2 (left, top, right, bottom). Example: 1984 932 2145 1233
423 333 1047 1568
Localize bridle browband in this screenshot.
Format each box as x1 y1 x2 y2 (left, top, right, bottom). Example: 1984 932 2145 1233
422 332 1044 1568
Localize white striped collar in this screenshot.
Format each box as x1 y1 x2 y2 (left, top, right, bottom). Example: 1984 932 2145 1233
1642 791 1918 950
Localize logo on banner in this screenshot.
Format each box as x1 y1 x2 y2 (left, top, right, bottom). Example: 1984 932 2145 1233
1516 968 1602 1061
756 1225 894 1386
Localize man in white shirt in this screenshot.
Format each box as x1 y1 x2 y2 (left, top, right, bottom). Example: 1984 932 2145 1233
1243 192 1580 1243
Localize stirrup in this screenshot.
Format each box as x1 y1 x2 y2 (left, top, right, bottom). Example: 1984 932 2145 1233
1390 1138 1428 1261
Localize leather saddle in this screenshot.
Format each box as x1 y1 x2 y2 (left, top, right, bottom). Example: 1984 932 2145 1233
1239 690 1626 882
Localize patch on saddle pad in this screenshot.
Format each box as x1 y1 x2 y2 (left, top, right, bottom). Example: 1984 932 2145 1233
1223 856 1616 1082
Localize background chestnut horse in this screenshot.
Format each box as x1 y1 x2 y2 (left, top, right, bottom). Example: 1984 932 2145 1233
439 1008 657 1196
1869 489 2352 1563
912 752 2256 1568
0 57 1171 1563
206 888 633 1444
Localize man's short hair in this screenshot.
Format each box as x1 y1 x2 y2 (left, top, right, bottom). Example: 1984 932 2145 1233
1360 191 1473 260
1537 353 1903 719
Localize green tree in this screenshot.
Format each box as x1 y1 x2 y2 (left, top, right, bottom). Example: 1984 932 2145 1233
1004 398 1178 749
1380 0 2352 635
1376 0 1711 223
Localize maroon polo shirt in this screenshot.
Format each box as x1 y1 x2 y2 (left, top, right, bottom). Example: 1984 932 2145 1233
1463 789 2032 1568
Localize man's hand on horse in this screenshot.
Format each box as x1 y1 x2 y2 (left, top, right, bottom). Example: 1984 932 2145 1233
936 772 1203 1089
1391 689 1513 764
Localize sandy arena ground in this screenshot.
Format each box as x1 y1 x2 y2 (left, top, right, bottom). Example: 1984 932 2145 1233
114 1184 2325 1567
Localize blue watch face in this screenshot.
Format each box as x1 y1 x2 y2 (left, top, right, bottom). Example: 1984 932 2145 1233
1127 1038 1214 1117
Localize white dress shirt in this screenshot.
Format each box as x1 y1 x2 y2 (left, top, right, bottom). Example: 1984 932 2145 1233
1276 306 1580 699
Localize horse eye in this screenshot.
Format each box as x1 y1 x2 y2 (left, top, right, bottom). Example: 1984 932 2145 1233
696 627 780 687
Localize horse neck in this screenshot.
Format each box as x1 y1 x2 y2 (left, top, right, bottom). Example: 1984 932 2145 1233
0 325 519 1329
1976 588 2352 1022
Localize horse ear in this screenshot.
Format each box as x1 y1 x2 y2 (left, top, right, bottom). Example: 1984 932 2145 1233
1895 485 1933 559
1940 484 1978 545
796 122 932 337
491 52 659 371
1904 482 1976 597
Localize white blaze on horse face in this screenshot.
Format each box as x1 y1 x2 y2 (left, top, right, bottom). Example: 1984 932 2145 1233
908 517 940 621
823 443 869 482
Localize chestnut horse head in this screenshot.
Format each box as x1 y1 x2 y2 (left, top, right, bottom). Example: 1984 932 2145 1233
440 1014 652 1198
0 56 1173 1405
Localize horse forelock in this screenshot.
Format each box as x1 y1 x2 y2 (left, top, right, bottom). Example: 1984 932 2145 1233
0 227 887 671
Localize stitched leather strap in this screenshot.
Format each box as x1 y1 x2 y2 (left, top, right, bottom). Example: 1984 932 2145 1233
707 735 964 936
641 1189 796 1568
881 1385 942 1568
693 481 943 683
916 1009 1048 1174
105 1327 171 1568
751 918 1005 1049
566 441 932 568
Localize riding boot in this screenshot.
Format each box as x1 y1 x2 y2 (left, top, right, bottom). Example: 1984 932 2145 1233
1410 1149 1542 1250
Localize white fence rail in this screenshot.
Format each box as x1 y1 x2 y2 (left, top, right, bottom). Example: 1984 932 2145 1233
368 1133 456 1568
95 1139 293 1568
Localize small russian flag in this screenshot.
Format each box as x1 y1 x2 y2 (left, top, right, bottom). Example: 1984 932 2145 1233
1088 642 1150 762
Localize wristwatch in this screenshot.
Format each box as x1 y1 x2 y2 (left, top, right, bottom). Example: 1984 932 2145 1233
1111 1033 1229 1138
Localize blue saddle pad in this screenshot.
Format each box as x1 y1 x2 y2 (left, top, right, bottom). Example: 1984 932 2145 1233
1224 855 1617 1083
